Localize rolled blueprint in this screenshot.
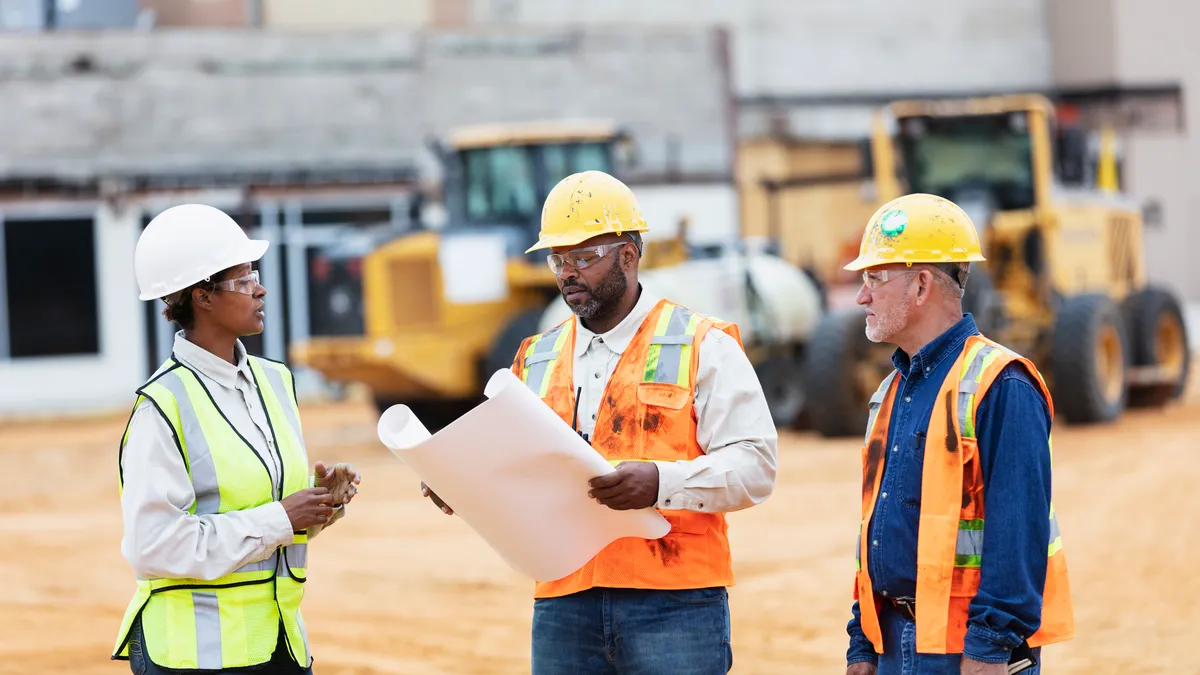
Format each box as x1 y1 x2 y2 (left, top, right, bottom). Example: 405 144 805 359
377 369 670 582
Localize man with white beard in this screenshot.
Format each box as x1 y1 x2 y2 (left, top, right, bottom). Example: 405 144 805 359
840 193 1074 675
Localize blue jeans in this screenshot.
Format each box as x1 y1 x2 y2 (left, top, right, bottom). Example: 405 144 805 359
531 587 733 674
875 606 1041 675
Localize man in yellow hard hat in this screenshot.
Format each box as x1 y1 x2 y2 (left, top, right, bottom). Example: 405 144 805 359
424 170 778 673
841 193 1073 675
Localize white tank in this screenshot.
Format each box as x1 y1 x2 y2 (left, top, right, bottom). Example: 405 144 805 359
537 251 823 348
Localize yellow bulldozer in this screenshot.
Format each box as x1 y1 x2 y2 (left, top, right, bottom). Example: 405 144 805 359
804 93 1192 437
290 119 825 429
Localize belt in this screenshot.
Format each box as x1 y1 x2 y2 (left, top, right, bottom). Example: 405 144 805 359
877 594 917 621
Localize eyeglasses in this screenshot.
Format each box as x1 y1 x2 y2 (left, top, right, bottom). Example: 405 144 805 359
212 270 261 295
861 268 915 290
546 243 629 275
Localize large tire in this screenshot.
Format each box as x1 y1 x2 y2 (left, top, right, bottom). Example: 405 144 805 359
961 264 1004 337
372 396 478 432
754 352 807 430
1121 286 1192 407
803 308 895 438
1049 294 1128 424
483 307 548 381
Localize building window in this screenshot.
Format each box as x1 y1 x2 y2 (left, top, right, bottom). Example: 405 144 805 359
4 218 100 358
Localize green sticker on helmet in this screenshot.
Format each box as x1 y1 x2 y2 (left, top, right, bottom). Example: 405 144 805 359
880 209 908 238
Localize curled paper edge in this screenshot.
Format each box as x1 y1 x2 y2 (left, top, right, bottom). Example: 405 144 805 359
376 403 433 454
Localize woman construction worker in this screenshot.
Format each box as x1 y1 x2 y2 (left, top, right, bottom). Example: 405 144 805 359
110 203 361 674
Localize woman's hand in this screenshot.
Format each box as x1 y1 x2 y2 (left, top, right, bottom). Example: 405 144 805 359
314 461 361 506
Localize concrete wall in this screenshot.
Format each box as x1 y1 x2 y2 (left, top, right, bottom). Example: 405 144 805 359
0 27 733 183
0 203 145 416
460 0 1054 97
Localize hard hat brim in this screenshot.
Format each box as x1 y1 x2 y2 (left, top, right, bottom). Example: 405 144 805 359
138 238 270 301
843 251 986 271
525 228 649 254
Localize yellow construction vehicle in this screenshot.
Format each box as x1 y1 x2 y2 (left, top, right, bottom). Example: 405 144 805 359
291 119 825 428
804 93 1191 436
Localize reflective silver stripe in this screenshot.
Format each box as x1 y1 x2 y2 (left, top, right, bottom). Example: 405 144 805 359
284 543 308 572
523 326 564 392
295 611 310 665
956 528 984 558
864 371 899 444
1049 512 1061 543
957 345 996 437
260 363 304 451
157 372 221 516
193 591 222 669
651 306 695 384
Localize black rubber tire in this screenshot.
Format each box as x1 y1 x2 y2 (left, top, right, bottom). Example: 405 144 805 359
1121 286 1192 408
754 352 806 430
803 308 892 438
961 263 1004 337
484 307 548 381
1049 293 1128 424
372 396 479 432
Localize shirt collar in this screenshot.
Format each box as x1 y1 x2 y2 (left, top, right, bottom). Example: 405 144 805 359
891 313 979 377
172 331 254 390
573 285 661 358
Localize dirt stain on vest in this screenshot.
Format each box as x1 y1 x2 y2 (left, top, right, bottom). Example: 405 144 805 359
863 438 884 498
606 395 626 435
944 390 958 453
649 537 681 565
642 411 663 432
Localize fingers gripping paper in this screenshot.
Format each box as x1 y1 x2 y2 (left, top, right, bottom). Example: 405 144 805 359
376 369 671 582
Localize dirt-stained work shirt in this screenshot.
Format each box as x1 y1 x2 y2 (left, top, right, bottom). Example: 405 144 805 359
119 332 341 582
570 287 779 514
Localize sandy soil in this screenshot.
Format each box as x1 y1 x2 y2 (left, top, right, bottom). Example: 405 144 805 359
1 374 1197 674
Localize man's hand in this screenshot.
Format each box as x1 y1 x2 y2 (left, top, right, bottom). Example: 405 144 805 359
961 657 1007 675
314 461 360 506
846 663 876 675
421 481 454 515
588 461 659 510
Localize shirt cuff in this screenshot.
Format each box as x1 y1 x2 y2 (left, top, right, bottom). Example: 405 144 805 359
962 625 1015 664
254 501 296 548
652 460 689 510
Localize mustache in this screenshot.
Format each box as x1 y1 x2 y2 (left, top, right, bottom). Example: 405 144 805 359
561 280 589 294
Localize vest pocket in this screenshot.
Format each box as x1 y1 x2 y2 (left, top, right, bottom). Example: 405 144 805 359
637 382 690 410
664 511 710 535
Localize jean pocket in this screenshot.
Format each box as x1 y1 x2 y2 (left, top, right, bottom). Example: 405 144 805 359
664 587 727 605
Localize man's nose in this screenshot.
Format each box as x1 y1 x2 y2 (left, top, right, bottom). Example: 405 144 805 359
855 282 871 306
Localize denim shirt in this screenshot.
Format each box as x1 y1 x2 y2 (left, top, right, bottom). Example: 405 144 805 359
846 314 1054 665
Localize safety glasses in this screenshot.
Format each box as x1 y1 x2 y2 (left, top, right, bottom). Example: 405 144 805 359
212 270 261 296
861 268 915 291
546 243 629 275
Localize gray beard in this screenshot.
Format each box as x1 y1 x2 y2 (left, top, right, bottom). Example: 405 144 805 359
565 261 627 321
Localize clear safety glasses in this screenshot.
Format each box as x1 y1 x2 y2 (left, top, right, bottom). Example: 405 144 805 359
861 268 915 291
213 270 261 296
546 243 629 275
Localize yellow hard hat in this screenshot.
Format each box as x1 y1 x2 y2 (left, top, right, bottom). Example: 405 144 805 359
844 193 986 271
526 170 650 253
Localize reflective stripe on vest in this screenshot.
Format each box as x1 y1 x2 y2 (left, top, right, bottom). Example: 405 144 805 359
953 342 1063 567
643 304 701 386
112 355 311 670
521 324 571 397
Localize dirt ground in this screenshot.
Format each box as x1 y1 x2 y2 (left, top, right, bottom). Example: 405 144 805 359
2 373 1198 675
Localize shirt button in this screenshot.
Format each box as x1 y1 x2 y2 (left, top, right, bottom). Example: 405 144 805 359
594 372 601 379
872 540 879 547
591 414 596 420
665 499 671 506
881 492 888 499
892 445 898 453
698 503 704 509
904 396 911 403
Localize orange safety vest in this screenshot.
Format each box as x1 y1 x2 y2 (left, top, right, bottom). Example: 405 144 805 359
854 334 1074 654
511 298 743 599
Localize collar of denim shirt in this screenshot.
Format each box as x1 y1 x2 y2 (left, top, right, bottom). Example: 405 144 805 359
889 313 980 379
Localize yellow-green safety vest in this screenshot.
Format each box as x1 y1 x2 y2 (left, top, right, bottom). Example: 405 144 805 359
111 355 312 671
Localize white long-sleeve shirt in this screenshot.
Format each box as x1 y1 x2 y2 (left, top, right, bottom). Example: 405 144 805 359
120 332 341 581
570 289 779 514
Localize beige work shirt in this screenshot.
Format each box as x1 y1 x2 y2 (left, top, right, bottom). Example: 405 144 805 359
119 332 341 581
570 289 779 514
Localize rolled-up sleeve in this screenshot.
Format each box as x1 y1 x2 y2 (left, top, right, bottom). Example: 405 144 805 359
120 401 295 581
653 327 779 513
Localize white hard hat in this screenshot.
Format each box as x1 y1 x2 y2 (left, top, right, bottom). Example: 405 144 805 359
135 204 269 301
